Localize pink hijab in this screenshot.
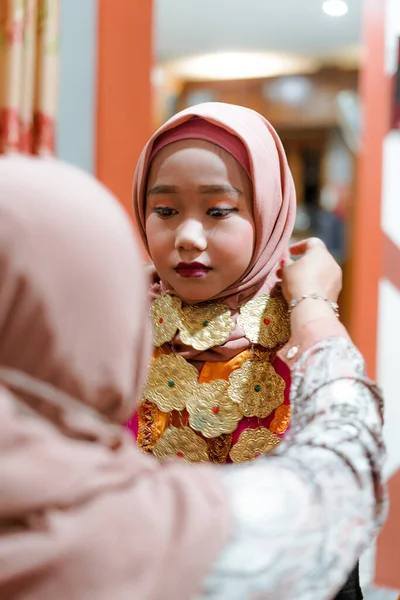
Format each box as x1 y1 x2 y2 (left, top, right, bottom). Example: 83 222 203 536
0 157 230 600
133 102 296 361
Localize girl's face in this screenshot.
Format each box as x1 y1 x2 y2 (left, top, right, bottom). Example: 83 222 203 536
145 139 255 303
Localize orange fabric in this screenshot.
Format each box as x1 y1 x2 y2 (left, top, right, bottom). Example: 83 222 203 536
199 351 252 383
270 405 291 435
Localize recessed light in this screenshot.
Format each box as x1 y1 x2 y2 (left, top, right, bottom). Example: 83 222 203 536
322 0 349 17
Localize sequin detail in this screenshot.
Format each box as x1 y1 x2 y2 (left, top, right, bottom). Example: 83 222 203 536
187 380 243 438
229 358 285 418
229 427 281 463
152 426 209 463
238 295 290 348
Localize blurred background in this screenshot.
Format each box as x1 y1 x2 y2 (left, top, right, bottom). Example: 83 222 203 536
0 0 399 597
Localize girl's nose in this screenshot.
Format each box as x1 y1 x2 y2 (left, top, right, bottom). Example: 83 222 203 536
175 219 207 254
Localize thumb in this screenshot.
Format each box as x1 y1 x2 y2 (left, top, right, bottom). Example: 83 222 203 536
289 237 326 257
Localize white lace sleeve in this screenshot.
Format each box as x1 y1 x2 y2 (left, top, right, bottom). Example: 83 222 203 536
196 337 386 600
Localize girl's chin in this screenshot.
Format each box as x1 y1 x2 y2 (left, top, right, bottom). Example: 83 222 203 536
173 282 222 304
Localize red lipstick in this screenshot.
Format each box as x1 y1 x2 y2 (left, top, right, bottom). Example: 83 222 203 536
175 262 211 278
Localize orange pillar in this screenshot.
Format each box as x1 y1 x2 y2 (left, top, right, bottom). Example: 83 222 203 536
96 0 153 217
353 0 399 589
349 0 389 378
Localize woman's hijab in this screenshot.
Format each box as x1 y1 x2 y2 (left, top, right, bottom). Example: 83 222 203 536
0 157 230 600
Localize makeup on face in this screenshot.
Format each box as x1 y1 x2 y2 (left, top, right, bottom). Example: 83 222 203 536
145 140 255 303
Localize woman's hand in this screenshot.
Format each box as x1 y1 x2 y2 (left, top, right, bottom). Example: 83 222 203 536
280 238 342 304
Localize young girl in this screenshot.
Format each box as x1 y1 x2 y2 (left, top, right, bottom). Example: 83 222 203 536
129 103 294 464
128 102 362 598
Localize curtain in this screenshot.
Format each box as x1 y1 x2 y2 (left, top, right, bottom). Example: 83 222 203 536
0 0 59 155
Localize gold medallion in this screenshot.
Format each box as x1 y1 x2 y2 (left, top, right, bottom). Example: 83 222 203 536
150 295 181 347
228 357 285 418
144 354 198 412
152 426 209 463
229 427 281 463
187 379 243 438
179 301 234 351
238 294 290 348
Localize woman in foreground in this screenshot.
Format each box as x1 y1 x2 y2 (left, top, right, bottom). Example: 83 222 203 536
0 156 385 600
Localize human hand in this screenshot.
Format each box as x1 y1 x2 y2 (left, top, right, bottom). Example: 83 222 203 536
280 238 342 304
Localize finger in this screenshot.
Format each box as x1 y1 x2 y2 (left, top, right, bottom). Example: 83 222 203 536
279 257 293 270
289 237 326 257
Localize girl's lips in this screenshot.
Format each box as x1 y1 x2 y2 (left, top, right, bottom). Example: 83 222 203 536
175 262 211 278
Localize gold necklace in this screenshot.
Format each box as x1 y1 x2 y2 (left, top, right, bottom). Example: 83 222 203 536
141 293 291 462
151 293 290 350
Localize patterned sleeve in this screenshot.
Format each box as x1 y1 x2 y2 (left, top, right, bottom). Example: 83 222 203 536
195 337 386 600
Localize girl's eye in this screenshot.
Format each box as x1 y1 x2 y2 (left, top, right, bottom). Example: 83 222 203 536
208 207 238 218
153 206 177 218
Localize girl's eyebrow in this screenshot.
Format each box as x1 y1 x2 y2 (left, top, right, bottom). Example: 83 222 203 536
147 184 243 197
199 184 243 197
147 184 178 197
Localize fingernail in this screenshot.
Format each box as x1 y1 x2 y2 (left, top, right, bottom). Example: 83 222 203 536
280 259 286 267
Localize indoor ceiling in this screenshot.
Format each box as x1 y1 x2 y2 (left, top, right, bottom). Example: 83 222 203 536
155 0 363 63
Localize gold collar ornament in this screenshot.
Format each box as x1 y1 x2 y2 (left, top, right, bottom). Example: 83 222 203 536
152 425 209 462
144 354 198 412
151 293 290 351
229 427 281 463
179 301 234 350
143 292 290 464
228 358 285 419
187 379 243 438
238 295 290 348
151 295 182 347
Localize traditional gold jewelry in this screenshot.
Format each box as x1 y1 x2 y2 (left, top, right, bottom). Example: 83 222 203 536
238 295 290 348
144 354 198 412
144 292 292 465
179 301 234 351
152 425 209 462
229 427 281 463
151 294 182 347
187 379 243 438
228 358 285 418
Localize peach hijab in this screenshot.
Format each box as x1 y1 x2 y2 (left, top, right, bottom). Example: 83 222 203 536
0 157 230 599
132 102 296 360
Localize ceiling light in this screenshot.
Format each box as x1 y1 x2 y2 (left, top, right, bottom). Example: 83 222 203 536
322 0 348 17
161 52 318 82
